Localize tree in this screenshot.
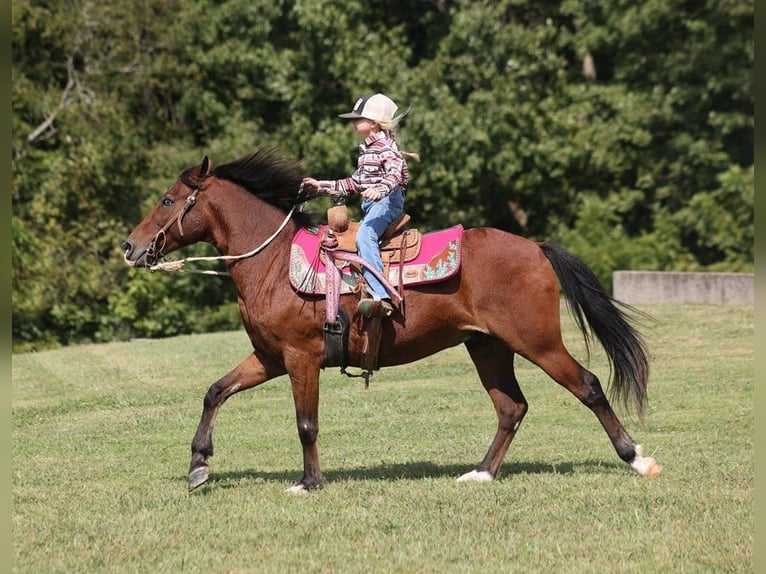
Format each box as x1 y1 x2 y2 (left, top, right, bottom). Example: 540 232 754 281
12 0 753 351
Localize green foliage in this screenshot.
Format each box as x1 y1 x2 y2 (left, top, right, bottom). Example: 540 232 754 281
106 270 239 340
674 164 754 268
12 0 753 350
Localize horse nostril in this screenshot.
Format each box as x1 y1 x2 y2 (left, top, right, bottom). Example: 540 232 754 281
121 240 133 257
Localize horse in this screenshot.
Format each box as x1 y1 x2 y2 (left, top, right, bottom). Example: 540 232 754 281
121 147 661 493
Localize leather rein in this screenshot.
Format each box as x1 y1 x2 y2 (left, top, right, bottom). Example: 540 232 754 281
145 179 299 275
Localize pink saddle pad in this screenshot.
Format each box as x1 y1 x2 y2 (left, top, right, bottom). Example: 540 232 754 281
290 224 463 295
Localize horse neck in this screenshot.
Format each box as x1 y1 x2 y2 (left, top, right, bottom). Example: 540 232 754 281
204 182 295 269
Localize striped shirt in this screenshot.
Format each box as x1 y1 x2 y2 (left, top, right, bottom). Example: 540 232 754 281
321 131 409 197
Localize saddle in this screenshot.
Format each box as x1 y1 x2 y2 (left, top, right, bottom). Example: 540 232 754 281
319 204 412 378
320 211 422 278
289 201 463 383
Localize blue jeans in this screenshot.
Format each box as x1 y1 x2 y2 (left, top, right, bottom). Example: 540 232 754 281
357 187 405 300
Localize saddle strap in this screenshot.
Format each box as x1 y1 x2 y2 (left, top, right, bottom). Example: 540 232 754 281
399 231 408 304
380 229 410 312
325 250 403 302
360 316 383 373
324 251 341 324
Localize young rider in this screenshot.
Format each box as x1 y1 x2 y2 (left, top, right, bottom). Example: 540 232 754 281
303 93 415 318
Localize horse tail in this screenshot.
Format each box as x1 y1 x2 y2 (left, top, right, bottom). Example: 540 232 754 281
538 241 651 418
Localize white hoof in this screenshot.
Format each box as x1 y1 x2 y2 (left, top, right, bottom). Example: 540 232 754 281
630 444 662 478
285 483 309 494
456 469 494 483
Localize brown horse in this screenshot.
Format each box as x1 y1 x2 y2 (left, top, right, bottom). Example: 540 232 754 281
122 148 661 492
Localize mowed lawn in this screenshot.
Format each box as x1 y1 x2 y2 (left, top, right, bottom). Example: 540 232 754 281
12 304 752 573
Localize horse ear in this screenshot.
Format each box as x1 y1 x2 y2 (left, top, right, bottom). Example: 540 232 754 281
199 155 213 176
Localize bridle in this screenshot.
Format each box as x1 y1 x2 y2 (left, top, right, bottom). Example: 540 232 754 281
145 183 203 268
144 179 300 275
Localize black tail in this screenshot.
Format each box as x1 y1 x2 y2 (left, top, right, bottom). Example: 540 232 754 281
539 242 651 418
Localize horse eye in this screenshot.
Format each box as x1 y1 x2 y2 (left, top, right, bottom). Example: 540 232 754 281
162 198 174 207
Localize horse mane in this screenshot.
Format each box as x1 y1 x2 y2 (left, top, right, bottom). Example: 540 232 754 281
184 147 319 226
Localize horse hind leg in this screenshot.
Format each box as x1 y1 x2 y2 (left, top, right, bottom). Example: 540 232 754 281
458 335 528 483
534 344 661 478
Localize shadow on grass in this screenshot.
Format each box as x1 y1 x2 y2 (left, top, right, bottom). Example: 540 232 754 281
186 459 625 492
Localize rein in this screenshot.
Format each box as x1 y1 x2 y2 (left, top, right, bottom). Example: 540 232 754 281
146 183 298 275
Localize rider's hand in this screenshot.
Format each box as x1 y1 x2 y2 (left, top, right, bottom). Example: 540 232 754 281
361 187 384 201
303 178 337 197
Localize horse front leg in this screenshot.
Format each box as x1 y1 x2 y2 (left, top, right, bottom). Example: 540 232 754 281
188 352 283 491
285 360 323 493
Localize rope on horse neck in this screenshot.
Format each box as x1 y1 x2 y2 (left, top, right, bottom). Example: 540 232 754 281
148 205 296 275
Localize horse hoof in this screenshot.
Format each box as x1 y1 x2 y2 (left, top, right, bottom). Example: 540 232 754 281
644 461 662 478
285 483 310 494
631 445 662 478
188 466 210 491
456 469 494 483
285 479 324 493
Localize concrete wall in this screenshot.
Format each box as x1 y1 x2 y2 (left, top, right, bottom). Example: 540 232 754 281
612 271 754 305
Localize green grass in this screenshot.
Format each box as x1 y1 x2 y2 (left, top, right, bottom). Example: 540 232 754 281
12 304 753 573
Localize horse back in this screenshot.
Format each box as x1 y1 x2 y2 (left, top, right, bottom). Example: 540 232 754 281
461 227 553 282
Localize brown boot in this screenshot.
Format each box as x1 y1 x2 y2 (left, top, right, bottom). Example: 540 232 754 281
357 298 394 318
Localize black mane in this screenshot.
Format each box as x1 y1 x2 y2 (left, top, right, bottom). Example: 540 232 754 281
213 147 309 207
183 147 319 225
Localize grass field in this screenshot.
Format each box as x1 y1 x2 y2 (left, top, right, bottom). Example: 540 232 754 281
12 304 753 573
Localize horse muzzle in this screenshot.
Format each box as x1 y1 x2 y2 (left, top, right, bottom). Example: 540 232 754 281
121 239 150 268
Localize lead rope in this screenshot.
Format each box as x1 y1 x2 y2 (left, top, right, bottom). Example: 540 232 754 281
148 205 297 275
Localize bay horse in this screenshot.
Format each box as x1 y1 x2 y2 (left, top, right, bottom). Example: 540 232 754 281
121 147 661 492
